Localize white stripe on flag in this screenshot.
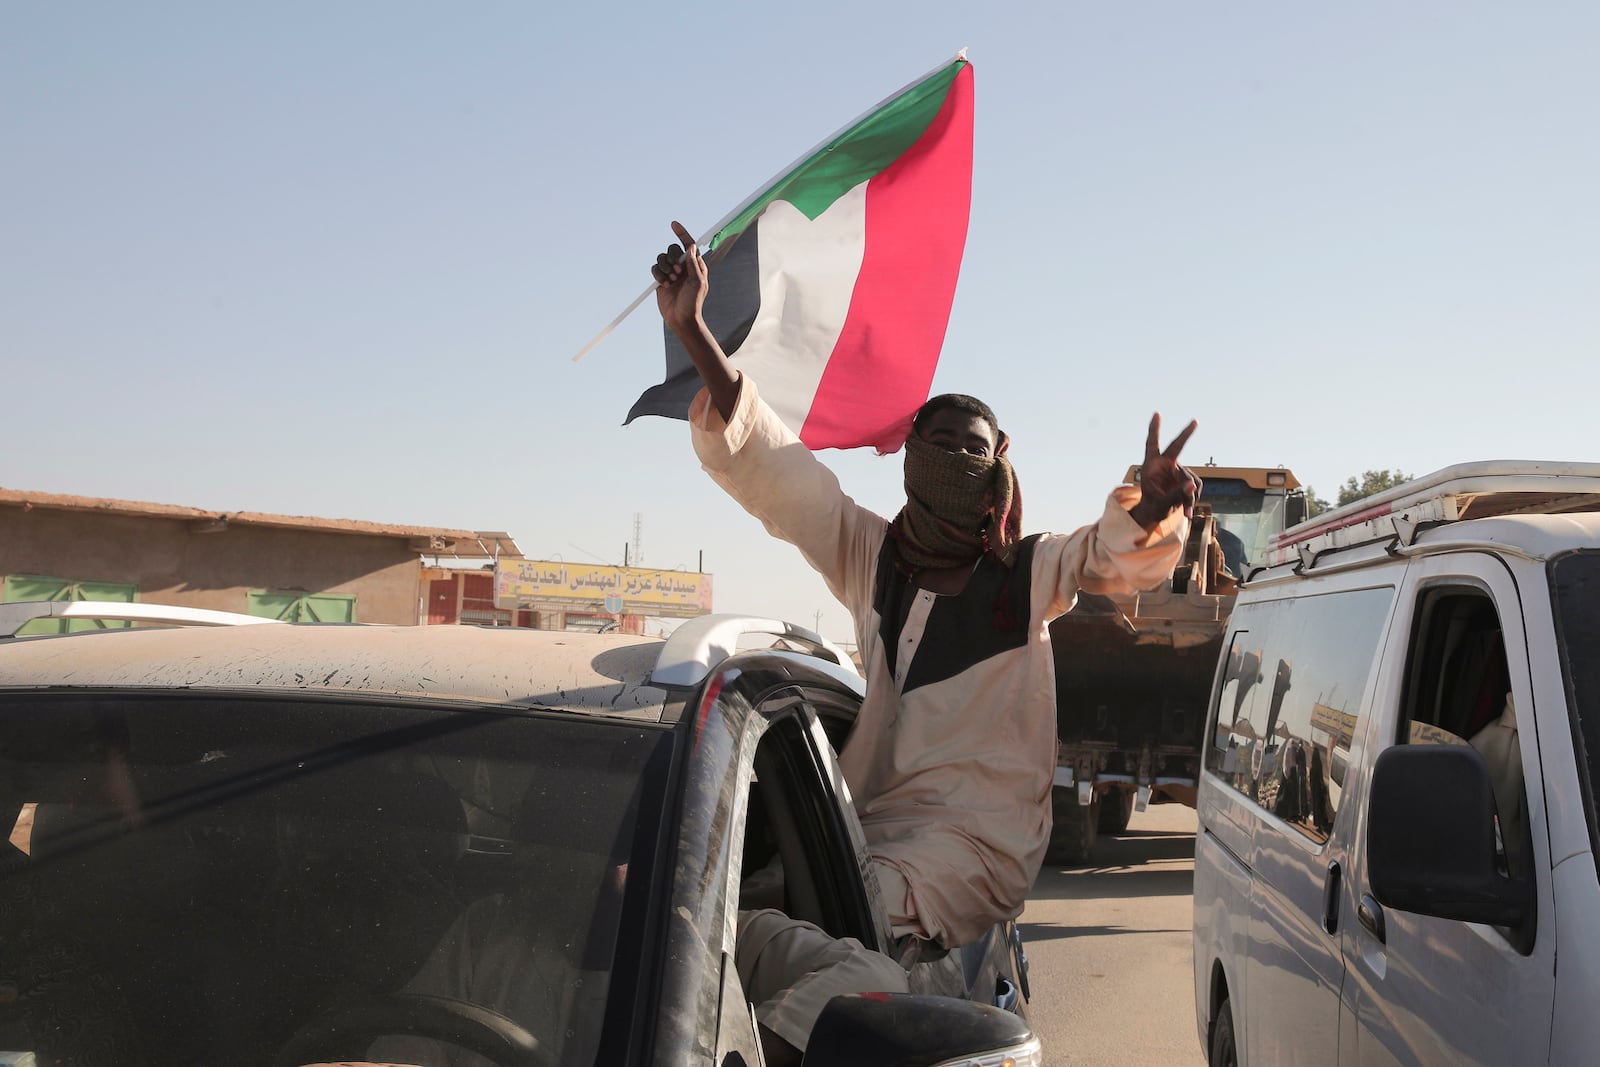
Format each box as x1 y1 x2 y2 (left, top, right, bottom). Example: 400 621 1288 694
725 190 868 436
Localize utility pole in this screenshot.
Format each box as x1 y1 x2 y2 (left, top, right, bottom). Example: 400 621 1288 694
814 610 823 634
632 513 644 568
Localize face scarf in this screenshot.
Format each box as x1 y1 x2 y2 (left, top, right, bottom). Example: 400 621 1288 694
889 431 1023 574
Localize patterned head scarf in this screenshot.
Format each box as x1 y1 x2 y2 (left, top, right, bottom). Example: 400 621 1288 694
889 430 1023 574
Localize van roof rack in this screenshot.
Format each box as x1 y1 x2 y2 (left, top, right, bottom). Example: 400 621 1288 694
1268 461 1600 568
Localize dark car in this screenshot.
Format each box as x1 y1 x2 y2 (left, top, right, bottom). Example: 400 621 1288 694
0 606 1037 1066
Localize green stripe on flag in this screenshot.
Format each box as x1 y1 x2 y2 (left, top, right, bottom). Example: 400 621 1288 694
710 58 966 248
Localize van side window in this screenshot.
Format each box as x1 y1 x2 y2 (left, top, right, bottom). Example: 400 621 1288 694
1400 589 1529 883
1207 588 1394 843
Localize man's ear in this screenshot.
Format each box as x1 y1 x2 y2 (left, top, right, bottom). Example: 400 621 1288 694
993 430 1010 459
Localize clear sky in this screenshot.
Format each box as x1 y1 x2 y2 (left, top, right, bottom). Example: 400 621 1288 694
7 3 1598 642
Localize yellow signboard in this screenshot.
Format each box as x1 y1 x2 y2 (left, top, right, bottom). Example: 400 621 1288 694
494 559 712 617
1310 702 1358 750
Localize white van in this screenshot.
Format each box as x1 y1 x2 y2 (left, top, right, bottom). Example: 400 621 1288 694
1191 462 1600 1067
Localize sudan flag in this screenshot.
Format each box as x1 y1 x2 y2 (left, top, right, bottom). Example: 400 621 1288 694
626 54 974 454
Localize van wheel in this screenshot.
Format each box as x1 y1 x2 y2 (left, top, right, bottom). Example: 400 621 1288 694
1046 788 1099 864
1209 996 1238 1067
1097 788 1135 834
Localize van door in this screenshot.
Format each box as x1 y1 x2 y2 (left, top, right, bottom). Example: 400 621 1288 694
1210 587 1396 1064
1342 555 1556 1066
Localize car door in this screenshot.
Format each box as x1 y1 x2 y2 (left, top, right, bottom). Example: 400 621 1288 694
786 686 1027 1012
1236 585 1397 1066
747 688 895 954
1340 555 1556 1066
657 669 894 1064
701 684 883 1067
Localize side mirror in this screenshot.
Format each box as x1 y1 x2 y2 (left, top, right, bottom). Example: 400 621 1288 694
1367 744 1532 926
804 993 1040 1067
1285 491 1308 528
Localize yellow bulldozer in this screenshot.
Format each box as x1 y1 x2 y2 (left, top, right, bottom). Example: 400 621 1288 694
1047 463 1305 863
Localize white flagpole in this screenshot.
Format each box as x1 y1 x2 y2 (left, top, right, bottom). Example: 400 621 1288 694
571 281 657 364
568 48 968 365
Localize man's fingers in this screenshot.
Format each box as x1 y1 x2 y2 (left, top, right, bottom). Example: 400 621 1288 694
1145 413 1161 460
671 220 698 255
1163 418 1199 461
652 250 678 285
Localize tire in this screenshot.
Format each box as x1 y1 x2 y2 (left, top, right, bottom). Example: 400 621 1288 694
1045 788 1099 865
1209 995 1238 1067
1098 788 1136 834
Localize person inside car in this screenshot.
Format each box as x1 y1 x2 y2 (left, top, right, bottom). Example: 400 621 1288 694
651 222 1198 1060
1470 690 1530 879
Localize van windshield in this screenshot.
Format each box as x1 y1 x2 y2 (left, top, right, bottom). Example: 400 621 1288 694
0 693 673 1066
1551 550 1600 869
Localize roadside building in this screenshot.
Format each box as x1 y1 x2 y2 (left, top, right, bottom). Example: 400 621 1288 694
0 486 514 632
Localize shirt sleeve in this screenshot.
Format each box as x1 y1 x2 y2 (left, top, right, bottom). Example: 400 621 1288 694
691 375 886 611
1031 485 1190 620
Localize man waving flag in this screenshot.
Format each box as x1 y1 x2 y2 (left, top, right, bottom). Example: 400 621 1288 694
624 53 974 455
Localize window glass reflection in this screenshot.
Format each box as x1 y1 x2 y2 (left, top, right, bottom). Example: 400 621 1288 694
1208 587 1395 842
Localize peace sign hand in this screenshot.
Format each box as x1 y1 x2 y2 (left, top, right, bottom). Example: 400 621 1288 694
1128 413 1199 530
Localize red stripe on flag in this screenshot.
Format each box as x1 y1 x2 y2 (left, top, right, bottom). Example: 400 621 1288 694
799 64 974 453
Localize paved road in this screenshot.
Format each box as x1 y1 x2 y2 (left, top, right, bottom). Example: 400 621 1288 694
1019 802 1207 1066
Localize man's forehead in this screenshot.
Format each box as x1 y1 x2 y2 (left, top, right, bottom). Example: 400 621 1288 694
921 408 995 439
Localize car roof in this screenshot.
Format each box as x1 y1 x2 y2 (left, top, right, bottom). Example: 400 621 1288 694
0 610 865 723
1252 509 1600 588
1419 510 1600 560
0 622 676 720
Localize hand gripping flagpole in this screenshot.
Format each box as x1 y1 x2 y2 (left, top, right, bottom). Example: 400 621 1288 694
568 220 735 364
569 223 725 363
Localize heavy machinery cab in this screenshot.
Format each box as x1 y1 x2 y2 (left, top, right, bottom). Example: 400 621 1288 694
1125 464 1305 585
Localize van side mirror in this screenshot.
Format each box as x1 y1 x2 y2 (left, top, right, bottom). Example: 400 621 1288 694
1367 744 1532 927
804 993 1039 1066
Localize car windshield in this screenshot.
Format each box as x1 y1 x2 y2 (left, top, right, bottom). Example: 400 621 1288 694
0 693 673 1067
1203 478 1286 577
1551 550 1600 873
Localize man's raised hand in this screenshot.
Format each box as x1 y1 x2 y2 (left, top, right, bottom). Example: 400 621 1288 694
652 221 708 331
648 220 741 421
1129 413 1199 530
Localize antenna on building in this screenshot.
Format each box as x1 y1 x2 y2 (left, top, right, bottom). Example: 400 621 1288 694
632 513 644 568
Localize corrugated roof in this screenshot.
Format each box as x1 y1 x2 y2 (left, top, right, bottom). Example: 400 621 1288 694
0 485 519 558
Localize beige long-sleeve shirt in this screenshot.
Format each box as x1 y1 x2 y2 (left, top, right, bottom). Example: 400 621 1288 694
693 378 1187 947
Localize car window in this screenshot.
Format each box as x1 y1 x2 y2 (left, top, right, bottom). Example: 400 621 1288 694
0 693 672 1067
740 698 877 949
1208 586 1394 843
1203 477 1289 576
1398 589 1509 745
1398 587 1530 883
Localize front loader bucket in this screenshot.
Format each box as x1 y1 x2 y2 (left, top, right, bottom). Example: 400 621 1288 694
1050 602 1225 755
